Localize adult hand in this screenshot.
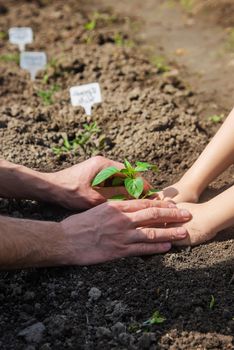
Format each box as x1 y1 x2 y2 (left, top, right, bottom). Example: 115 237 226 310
46 156 151 210
60 199 191 265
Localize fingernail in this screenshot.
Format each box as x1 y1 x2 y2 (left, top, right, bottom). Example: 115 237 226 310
162 242 171 250
176 227 187 237
168 202 176 208
180 209 191 218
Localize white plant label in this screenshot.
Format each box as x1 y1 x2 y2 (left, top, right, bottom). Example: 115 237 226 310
9 27 33 52
20 52 47 80
70 83 102 115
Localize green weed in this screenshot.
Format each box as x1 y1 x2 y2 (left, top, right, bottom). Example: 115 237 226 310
180 0 194 12
226 28 234 52
0 53 19 64
37 84 60 105
143 310 166 326
151 55 171 73
0 31 7 39
209 295 215 310
92 159 159 200
208 114 224 124
53 122 105 155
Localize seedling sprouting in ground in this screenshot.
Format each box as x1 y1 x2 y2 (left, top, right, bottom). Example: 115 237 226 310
209 295 215 310
151 55 171 74
92 159 159 200
114 33 134 47
0 53 19 64
143 310 166 326
37 84 60 105
208 114 224 124
53 122 105 155
0 31 7 39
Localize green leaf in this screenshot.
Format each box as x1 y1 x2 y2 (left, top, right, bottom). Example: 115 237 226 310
84 20 96 30
144 189 160 198
92 166 119 186
125 177 144 199
112 177 124 186
135 161 158 172
120 169 130 175
209 295 215 310
63 135 71 150
108 195 126 201
143 311 166 326
124 159 134 171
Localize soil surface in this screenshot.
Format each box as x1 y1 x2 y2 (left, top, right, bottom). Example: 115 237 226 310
0 1 233 349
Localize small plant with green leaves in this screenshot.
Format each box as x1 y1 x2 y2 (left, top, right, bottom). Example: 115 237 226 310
0 53 19 64
143 310 166 326
180 0 194 13
209 295 215 310
114 33 134 47
208 114 224 124
151 55 171 74
53 122 104 156
92 159 159 200
37 84 60 105
0 31 7 39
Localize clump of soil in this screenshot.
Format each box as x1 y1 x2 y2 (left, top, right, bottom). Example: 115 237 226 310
0 1 233 349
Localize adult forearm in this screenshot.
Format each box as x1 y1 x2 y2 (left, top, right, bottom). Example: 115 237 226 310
0 159 54 202
0 215 65 269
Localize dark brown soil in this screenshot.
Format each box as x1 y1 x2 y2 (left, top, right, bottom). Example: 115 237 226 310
0 1 233 349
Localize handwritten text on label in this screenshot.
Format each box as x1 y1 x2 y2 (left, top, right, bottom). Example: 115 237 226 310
20 52 47 80
70 83 102 115
9 27 33 52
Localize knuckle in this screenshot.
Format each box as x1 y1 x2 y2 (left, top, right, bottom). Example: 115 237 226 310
145 228 157 241
148 208 159 219
91 155 105 164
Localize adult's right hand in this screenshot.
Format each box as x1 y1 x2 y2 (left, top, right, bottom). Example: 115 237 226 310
60 199 191 265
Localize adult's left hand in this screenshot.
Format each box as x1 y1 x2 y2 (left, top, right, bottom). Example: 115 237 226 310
45 156 151 210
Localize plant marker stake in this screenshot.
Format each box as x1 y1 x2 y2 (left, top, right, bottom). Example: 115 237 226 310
20 52 47 80
70 83 102 116
8 27 33 52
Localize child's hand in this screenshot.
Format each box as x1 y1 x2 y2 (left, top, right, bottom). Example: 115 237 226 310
158 181 199 204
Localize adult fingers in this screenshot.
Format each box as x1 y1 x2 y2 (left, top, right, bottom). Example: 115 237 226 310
128 207 191 227
127 242 172 256
110 199 177 212
127 227 188 244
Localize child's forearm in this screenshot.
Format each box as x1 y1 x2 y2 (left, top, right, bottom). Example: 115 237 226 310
181 108 234 195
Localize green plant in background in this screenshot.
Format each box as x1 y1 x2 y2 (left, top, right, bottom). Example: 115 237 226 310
53 122 105 155
180 0 194 12
226 28 234 52
0 31 7 39
114 33 134 47
37 84 60 105
209 295 215 310
92 159 159 200
151 55 171 73
143 310 166 326
0 53 19 64
43 58 59 84
208 114 224 124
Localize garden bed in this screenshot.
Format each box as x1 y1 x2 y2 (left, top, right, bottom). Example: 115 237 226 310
0 1 233 349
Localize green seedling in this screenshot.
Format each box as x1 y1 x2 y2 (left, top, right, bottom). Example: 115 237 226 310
37 84 60 105
0 31 7 39
180 0 194 12
209 295 215 310
143 310 166 326
0 53 19 64
114 33 134 47
151 55 171 73
208 114 224 124
53 122 104 155
92 159 159 200
226 28 234 52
